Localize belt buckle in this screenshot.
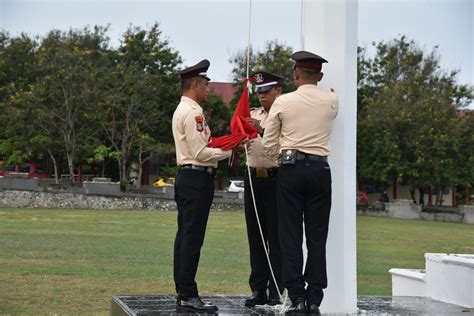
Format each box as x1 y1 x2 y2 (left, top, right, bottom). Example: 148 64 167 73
255 167 268 178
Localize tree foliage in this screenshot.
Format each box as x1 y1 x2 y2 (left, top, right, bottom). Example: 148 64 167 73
94 23 182 187
454 112 474 187
229 40 295 108
0 32 40 164
203 94 231 136
0 24 183 187
31 27 108 183
357 36 473 204
2 29 472 200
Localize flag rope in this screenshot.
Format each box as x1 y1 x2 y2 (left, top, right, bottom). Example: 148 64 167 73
244 144 289 313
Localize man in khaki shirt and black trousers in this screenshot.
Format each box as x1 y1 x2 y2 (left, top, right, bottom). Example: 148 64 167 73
244 71 284 307
262 51 338 315
172 59 234 313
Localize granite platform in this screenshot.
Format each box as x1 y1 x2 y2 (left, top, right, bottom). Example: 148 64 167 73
111 294 474 315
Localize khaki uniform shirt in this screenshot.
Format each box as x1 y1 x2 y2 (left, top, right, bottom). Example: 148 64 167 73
262 84 338 161
246 107 279 168
172 96 231 168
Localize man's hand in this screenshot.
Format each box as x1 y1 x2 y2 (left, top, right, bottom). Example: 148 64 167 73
233 137 248 152
247 117 263 135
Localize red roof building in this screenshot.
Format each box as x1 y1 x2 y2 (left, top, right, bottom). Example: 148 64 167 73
457 109 473 118
208 82 237 106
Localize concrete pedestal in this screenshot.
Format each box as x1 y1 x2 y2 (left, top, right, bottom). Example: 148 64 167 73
390 253 474 308
386 199 422 219
460 205 474 224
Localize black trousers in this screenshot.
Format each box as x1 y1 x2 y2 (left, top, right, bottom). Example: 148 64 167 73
244 173 283 295
277 160 332 306
173 168 214 297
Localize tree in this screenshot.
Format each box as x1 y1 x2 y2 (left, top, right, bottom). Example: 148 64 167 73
0 32 40 163
30 26 109 184
357 36 473 204
454 112 474 191
97 24 181 190
30 135 62 183
85 144 117 178
0 32 39 104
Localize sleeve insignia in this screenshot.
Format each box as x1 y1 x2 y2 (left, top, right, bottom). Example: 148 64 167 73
195 116 204 132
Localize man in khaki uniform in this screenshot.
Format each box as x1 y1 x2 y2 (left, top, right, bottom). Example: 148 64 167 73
262 51 338 315
243 71 284 307
172 59 233 313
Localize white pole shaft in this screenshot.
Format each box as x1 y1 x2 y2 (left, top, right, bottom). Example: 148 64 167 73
246 0 252 80
301 0 358 313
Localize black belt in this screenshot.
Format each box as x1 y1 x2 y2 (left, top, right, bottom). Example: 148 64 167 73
248 167 278 178
181 164 216 176
295 152 328 162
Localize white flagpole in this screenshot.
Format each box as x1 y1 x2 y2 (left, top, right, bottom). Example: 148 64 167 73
246 0 252 81
300 0 304 50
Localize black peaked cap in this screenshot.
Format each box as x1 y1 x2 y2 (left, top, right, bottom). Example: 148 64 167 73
252 71 283 93
178 59 211 81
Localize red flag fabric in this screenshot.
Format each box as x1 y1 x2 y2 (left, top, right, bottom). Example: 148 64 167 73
208 79 257 150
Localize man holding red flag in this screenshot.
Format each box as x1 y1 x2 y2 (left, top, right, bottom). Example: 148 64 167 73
243 71 284 307
172 59 246 313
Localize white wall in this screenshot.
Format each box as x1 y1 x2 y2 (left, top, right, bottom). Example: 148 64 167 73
302 0 358 313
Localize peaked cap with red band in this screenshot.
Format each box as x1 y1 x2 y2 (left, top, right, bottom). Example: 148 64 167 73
178 59 211 81
291 51 328 72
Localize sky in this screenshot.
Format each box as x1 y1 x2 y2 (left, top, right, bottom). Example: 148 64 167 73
0 0 473 89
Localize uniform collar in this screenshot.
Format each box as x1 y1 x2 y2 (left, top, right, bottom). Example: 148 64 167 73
251 106 269 115
181 96 200 109
297 84 317 91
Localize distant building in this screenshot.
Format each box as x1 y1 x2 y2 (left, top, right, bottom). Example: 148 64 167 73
208 82 237 106
457 109 473 118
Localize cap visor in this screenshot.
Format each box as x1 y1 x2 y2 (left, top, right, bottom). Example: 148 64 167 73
256 85 275 93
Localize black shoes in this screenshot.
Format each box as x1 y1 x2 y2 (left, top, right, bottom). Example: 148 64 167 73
307 304 321 315
244 290 268 307
245 289 283 306
285 301 321 315
285 298 307 315
176 296 218 313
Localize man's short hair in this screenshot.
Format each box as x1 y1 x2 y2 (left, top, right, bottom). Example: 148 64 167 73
181 77 194 90
181 76 206 91
296 67 321 78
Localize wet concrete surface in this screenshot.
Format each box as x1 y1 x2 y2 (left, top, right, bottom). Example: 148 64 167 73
111 294 474 315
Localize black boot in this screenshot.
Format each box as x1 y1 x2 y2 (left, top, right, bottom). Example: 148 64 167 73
285 298 306 315
244 290 268 307
176 296 218 313
307 304 321 315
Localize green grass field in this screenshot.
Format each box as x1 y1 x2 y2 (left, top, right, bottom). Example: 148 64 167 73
1 208 473 314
